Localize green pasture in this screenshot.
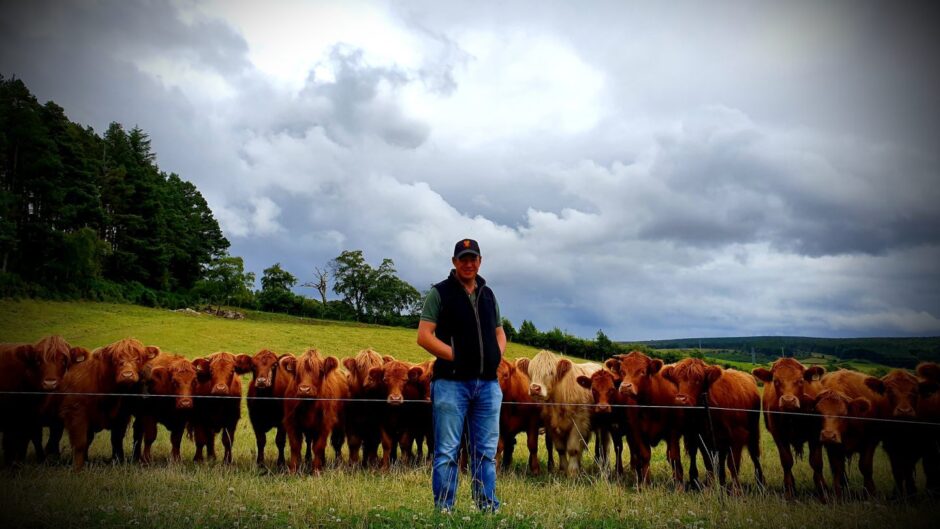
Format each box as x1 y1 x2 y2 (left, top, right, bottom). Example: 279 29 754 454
0 299 937 529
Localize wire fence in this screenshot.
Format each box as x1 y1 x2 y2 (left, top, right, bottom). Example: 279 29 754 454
2 390 939 427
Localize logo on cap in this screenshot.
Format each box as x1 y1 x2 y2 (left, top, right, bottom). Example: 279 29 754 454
463 240 471 248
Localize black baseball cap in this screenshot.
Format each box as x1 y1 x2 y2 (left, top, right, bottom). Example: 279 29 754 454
454 238 481 259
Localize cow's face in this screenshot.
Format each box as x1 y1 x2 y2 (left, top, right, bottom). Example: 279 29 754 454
866 370 922 418
371 360 411 405
753 359 824 411
27 336 86 391
527 356 571 401
610 352 663 400
236 350 279 389
814 389 870 445
293 352 322 398
103 339 159 386
577 370 620 413
151 360 198 409
207 352 237 395
661 359 720 406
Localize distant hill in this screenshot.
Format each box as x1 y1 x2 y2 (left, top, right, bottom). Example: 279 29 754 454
630 336 940 369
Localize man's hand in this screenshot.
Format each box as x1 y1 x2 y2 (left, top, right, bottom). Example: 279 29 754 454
417 320 454 361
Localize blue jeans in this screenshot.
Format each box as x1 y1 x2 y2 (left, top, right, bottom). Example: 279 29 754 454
432 378 502 511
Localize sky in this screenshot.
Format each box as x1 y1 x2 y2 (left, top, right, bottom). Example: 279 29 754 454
1 0 939 340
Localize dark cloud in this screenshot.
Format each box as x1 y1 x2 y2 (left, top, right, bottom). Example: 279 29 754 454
2 0 938 339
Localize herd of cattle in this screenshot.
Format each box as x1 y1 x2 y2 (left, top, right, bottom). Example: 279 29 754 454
1 335 939 501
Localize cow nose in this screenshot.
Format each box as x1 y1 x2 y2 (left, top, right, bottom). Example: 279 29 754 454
122 370 136 379
597 404 611 413
43 379 59 390
298 385 312 394
820 430 839 444
388 394 403 406
620 383 636 396
212 383 228 394
178 398 193 409
895 406 915 418
780 395 800 410
256 377 269 388
675 394 689 404
529 383 541 394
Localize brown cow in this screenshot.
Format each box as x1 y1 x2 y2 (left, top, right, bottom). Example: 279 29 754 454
605 351 683 487
661 358 764 491
0 335 87 463
57 338 160 470
190 352 242 464
131 353 197 463
916 362 940 491
752 358 826 499
366 358 420 469
576 368 626 476
495 357 542 474
403 358 434 463
522 350 602 477
235 349 292 468
342 348 385 467
863 369 939 496
813 369 883 498
282 349 349 473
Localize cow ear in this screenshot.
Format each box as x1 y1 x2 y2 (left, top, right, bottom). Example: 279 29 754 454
97 345 113 363
800 393 818 410
144 346 160 361
917 362 940 383
752 367 773 383
342 357 357 374
149 366 169 385
408 366 425 381
234 354 253 374
660 365 675 383
575 375 592 389
919 381 939 397
382 355 395 364
648 359 663 375
864 377 886 395
604 358 620 374
704 366 723 387
515 358 530 376
192 358 211 381
70 347 89 364
368 366 384 384
813 389 832 405
323 356 339 376
14 344 38 366
804 366 825 381
556 359 572 381
849 397 871 416
280 356 297 373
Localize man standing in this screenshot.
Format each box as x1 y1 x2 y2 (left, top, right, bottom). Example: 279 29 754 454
417 238 506 513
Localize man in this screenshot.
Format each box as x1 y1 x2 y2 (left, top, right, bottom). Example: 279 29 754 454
417 238 506 513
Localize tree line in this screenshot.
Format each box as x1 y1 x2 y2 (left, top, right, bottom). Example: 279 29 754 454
504 321 673 363
0 75 423 327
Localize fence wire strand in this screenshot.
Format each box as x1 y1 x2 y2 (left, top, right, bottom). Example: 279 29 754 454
2 390 939 427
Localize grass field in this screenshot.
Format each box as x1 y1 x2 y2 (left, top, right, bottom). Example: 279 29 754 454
1 299 938 529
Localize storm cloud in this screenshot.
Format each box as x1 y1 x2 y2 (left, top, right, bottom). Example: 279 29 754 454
2 0 938 339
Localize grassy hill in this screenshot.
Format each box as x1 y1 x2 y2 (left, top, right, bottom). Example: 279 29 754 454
1 299 938 529
0 299 542 362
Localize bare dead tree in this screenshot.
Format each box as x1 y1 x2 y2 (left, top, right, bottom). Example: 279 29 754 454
301 266 329 306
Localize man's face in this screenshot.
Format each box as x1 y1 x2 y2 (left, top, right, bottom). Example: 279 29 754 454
452 254 481 282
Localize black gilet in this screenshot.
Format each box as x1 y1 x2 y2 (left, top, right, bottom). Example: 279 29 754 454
431 270 501 381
